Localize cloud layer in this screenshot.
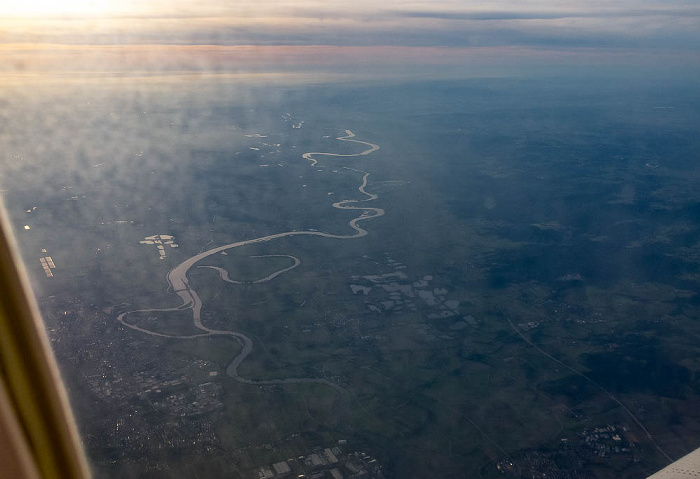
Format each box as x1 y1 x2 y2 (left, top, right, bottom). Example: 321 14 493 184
0 1 698 75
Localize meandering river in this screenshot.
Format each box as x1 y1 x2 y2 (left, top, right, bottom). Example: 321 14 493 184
117 130 381 392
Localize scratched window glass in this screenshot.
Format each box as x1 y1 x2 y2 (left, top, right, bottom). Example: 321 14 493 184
2 1 700 478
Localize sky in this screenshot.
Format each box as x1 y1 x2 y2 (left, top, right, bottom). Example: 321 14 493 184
0 0 699 78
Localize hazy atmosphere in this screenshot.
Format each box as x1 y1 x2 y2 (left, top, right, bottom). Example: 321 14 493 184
1 0 699 78
1 1 700 478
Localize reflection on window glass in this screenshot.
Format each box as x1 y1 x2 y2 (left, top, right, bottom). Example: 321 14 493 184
1 1 700 478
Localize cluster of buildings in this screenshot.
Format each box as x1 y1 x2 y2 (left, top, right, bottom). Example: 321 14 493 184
41 298 228 461
146 380 223 417
349 254 469 328
579 425 632 457
79 355 224 418
542 297 604 325
39 248 56 278
139 234 179 260
255 444 384 479
517 321 540 331
495 424 634 478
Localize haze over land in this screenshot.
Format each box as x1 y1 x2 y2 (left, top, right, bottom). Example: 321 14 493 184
1 1 700 478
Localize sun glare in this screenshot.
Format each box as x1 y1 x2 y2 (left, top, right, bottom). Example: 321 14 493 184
0 0 137 17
